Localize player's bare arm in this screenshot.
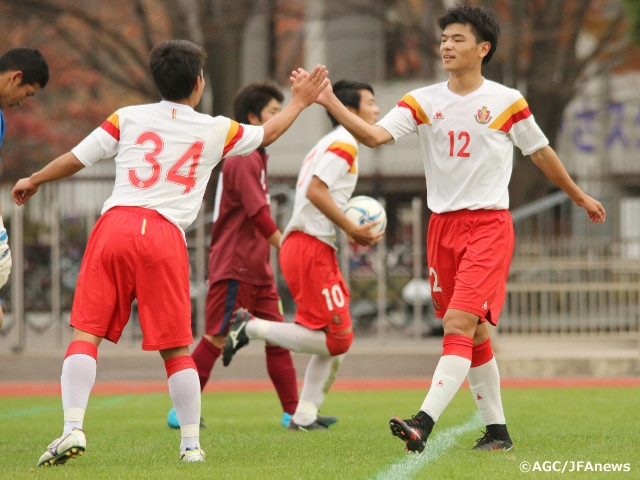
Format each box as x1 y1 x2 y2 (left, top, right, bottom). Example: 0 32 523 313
530 145 606 224
267 230 282 249
315 81 391 148
260 64 329 147
12 151 85 205
306 176 383 247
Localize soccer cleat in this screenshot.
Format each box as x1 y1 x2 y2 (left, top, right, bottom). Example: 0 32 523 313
389 410 434 453
37 428 86 467
282 413 337 428
281 412 294 427
166 407 207 429
472 431 514 451
288 420 329 431
180 447 206 462
167 407 179 429
316 415 338 427
222 308 252 366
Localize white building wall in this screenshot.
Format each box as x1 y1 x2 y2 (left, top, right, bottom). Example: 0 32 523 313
557 72 640 183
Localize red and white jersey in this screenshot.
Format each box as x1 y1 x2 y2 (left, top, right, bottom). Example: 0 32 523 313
283 125 359 247
377 79 549 213
71 101 264 233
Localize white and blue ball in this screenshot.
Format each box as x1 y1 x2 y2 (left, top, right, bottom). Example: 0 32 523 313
343 195 387 234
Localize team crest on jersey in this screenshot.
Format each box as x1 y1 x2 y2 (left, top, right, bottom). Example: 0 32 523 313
474 106 492 124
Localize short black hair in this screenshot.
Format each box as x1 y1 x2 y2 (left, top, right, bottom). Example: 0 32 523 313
0 48 49 88
149 40 206 101
232 81 284 123
327 79 374 127
438 4 500 65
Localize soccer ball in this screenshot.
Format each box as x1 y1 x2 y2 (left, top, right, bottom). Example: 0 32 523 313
343 195 387 234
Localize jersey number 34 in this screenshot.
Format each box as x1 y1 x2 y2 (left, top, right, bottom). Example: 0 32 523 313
129 131 204 194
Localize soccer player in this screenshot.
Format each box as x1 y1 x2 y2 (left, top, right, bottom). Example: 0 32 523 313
222 80 383 430
0 47 49 328
166 81 301 429
313 5 606 452
12 39 328 465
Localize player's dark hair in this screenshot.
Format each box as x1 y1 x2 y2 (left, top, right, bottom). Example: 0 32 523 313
327 79 374 127
232 81 284 123
149 39 206 101
438 3 500 65
0 48 49 88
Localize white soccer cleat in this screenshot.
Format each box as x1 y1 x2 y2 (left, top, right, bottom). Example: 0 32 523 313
180 447 206 462
37 428 86 467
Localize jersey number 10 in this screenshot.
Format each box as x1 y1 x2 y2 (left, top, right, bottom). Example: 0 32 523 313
322 284 346 311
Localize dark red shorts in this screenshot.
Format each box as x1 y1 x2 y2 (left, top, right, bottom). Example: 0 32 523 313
205 278 283 336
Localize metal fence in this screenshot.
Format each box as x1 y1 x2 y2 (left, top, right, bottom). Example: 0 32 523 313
0 180 638 353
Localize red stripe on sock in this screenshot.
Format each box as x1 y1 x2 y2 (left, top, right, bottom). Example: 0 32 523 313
65 340 98 360
164 355 197 378
471 338 494 367
442 334 473 360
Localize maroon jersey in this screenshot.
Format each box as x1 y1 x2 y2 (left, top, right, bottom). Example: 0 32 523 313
208 149 275 285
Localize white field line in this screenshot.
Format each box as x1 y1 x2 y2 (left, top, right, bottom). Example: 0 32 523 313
370 413 483 480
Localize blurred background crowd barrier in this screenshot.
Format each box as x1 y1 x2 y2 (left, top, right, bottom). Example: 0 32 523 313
1 182 637 353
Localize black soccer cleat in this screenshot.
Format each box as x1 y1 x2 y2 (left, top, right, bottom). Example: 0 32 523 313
222 308 252 366
288 420 329 431
315 415 338 428
472 425 514 451
389 410 434 453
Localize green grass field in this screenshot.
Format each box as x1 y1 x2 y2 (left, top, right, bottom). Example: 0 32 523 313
0 386 637 479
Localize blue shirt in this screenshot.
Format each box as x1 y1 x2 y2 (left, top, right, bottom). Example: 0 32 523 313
0 108 5 147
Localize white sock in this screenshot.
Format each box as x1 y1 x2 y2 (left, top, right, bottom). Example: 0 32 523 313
420 355 471 422
467 357 506 425
247 320 330 356
293 354 344 425
61 354 96 435
293 400 318 426
168 368 201 451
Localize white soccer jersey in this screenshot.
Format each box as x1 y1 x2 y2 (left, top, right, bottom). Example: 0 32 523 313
377 79 549 213
283 125 359 247
72 100 264 233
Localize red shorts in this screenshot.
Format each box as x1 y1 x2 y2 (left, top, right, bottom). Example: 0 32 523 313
279 232 352 334
205 279 284 336
427 209 514 325
70 207 192 350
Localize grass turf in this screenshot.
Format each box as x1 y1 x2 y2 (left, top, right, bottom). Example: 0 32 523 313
0 386 637 479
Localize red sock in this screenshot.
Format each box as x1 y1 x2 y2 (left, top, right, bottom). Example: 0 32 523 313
471 338 494 367
65 340 98 360
164 355 196 377
442 333 474 360
266 345 299 414
191 337 221 391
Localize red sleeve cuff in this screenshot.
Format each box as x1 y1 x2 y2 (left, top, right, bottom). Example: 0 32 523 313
251 204 278 239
